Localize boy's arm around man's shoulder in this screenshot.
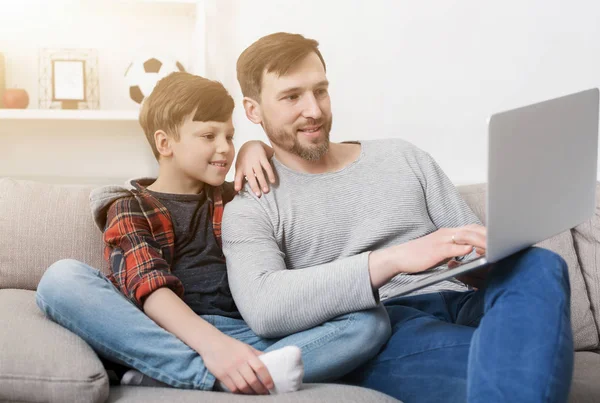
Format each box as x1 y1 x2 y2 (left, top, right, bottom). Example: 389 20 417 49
103 197 184 308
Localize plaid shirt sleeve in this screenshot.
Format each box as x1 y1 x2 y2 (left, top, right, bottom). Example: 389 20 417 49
103 197 184 308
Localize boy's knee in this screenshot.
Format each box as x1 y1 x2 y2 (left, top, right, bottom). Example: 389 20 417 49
347 305 392 353
37 259 89 302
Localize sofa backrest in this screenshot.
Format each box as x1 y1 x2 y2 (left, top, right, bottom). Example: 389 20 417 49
1 177 599 350
0 178 109 290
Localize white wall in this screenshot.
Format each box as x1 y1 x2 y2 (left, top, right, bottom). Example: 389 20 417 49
0 0 196 110
0 0 197 184
2 0 598 185
205 0 600 185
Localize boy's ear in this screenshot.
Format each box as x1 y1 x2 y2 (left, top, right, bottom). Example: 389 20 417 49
243 97 262 125
154 130 173 158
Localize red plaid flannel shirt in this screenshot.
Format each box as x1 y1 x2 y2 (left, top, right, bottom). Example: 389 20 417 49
102 181 235 308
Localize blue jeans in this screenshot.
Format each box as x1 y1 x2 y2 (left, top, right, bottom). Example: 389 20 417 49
342 247 574 403
36 259 391 390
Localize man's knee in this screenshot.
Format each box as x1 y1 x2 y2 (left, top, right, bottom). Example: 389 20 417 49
524 247 569 290
498 247 570 300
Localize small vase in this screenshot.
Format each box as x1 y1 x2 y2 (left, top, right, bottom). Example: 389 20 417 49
3 88 29 109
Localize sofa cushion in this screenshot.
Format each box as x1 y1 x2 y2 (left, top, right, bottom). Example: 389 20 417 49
569 351 600 403
458 184 599 350
0 178 109 290
0 289 109 403
107 383 401 403
572 183 600 346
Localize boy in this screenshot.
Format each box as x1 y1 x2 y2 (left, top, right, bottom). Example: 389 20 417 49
36 72 391 395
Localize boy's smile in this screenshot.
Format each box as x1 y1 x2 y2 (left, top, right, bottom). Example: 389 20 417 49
149 113 235 194
175 115 235 186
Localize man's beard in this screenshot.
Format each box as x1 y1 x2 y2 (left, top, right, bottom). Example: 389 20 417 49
263 116 332 161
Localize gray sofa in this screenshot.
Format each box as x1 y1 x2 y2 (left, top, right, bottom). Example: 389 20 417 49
1 177 600 403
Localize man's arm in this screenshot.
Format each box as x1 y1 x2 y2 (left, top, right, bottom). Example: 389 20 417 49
222 197 380 338
411 148 482 231
223 148 486 338
410 148 489 284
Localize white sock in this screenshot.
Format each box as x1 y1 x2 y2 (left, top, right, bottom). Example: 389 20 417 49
120 369 169 388
215 345 304 394
258 345 304 394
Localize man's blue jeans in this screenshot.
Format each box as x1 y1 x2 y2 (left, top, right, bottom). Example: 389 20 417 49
342 247 574 403
35 259 391 390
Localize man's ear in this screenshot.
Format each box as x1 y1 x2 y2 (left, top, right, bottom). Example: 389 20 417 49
154 130 173 158
243 97 263 124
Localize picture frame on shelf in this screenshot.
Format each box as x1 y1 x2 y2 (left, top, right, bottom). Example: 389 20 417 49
0 52 6 108
52 59 86 109
39 48 100 110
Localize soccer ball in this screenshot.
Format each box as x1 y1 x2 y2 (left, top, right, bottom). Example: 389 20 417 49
124 57 186 104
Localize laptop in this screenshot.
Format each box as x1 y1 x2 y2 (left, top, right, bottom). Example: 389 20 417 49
394 88 600 296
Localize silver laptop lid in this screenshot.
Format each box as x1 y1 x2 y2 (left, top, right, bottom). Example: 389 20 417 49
486 88 599 263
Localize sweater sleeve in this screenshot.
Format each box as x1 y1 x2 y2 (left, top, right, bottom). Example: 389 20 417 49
221 194 378 338
411 148 482 229
103 198 185 308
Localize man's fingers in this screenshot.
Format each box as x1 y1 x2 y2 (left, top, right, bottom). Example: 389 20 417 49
248 355 274 391
452 230 486 250
462 224 487 236
450 243 474 257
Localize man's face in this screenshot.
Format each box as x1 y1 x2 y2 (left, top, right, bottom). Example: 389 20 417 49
258 52 332 161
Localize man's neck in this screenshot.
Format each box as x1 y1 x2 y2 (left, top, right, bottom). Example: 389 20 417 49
273 142 361 174
146 165 204 195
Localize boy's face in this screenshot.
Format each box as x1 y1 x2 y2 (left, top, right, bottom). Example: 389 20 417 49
256 52 332 161
170 113 235 187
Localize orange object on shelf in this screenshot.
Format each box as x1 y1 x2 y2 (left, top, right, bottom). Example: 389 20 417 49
2 88 29 109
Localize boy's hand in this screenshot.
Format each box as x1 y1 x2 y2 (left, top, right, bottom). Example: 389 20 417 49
199 332 274 395
234 140 276 197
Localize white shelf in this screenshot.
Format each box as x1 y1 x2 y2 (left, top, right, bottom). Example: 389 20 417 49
0 109 139 122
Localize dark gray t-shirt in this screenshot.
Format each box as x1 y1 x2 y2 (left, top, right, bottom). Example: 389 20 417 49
147 188 241 319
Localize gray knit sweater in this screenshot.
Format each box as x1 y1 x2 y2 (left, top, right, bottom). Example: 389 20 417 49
222 138 481 338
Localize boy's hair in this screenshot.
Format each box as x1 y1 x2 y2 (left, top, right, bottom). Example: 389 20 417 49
236 32 327 101
139 72 235 160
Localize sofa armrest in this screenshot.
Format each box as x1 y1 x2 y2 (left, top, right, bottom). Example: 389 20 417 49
457 183 600 351
0 289 109 403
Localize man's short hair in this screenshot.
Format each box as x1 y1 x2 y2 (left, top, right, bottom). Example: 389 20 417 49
139 72 234 160
236 32 327 101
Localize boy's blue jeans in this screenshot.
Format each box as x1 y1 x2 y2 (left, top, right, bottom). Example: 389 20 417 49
342 247 574 403
35 259 391 390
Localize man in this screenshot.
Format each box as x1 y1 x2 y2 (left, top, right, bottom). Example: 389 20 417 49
223 32 573 403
